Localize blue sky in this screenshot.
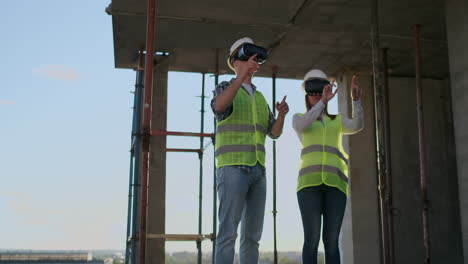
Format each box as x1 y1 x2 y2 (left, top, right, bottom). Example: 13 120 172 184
0 1 338 252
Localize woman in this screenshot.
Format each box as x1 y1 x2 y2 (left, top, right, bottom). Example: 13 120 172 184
293 69 364 264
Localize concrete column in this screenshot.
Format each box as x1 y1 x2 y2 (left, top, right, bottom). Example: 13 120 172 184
146 56 169 264
446 0 468 261
338 73 381 264
337 73 353 264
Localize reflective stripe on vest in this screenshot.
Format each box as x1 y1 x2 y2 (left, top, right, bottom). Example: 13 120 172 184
299 165 348 183
215 144 265 157
215 88 269 168
255 124 268 135
301 144 349 164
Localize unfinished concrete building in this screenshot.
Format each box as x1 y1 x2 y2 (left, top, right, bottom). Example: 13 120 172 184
106 0 468 263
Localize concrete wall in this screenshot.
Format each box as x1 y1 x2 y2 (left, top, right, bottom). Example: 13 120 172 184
446 0 468 261
339 72 463 263
146 56 169 264
388 78 462 263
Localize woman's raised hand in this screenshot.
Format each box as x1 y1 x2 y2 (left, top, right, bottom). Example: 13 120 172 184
322 81 337 104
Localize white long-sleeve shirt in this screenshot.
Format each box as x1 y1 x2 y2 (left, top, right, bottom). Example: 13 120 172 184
292 99 364 141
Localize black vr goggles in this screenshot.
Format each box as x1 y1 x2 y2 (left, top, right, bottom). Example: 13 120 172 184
304 79 330 96
231 43 268 64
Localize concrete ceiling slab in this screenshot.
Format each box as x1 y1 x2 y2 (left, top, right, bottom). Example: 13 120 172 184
107 0 449 79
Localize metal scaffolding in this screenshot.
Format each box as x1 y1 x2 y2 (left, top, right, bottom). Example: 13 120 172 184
370 0 395 263
124 3 218 263
125 70 216 264
413 24 431 264
124 54 144 264
137 0 157 262
271 66 278 264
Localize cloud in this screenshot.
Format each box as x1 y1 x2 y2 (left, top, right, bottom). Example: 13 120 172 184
0 100 16 105
33 65 81 81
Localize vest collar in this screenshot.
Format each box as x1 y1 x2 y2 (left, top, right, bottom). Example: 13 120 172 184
230 78 257 93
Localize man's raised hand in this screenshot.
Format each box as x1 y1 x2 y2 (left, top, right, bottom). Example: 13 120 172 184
276 95 289 117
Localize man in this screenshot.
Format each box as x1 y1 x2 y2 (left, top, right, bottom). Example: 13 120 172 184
211 37 289 264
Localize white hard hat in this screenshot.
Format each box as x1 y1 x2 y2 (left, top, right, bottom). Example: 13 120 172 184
303 69 328 81
227 37 254 71
229 37 254 56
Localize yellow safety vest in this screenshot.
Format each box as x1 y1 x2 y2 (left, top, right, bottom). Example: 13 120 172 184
297 114 349 195
215 88 270 168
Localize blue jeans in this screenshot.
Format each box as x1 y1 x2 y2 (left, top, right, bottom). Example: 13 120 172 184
297 184 347 264
215 163 267 264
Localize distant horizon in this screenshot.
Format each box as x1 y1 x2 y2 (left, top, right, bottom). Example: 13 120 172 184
0 249 124 253
0 249 322 253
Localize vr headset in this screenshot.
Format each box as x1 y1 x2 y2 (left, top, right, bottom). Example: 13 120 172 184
304 79 331 96
231 43 268 64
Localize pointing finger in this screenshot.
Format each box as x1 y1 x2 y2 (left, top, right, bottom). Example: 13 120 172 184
281 95 287 104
